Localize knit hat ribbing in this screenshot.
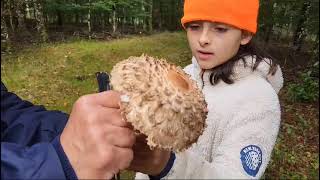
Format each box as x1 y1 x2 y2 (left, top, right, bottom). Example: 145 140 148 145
181 0 259 34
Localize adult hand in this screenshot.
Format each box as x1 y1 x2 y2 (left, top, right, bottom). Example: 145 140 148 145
128 134 171 176
60 91 136 179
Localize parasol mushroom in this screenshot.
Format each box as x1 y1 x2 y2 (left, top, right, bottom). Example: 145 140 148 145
110 55 207 152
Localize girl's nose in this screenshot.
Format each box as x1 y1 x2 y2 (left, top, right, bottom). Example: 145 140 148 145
199 30 211 47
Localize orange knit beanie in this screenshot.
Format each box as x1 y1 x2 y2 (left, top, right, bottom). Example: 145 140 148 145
181 0 259 34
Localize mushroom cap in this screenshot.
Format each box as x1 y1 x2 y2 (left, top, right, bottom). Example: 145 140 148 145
110 55 207 152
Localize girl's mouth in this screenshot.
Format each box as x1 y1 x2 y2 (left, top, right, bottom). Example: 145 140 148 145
197 50 214 61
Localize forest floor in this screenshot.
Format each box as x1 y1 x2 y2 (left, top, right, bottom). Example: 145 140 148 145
1 32 318 179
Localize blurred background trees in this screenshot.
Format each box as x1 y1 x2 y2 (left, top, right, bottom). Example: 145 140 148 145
1 0 319 69
1 0 318 51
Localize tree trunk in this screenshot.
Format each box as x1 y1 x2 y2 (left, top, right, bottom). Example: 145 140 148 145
75 0 79 25
152 0 160 30
1 1 12 52
177 0 183 29
121 8 125 33
264 26 273 43
1 14 9 41
258 0 275 44
112 5 117 33
105 12 110 26
58 12 63 26
33 0 48 42
142 2 146 32
102 13 105 31
133 18 137 32
87 0 91 39
147 0 153 32
167 2 172 30
75 13 79 26
311 30 319 62
8 0 15 32
293 2 311 52
92 14 96 31
56 8 63 28
33 1 36 19
170 0 177 30
16 0 27 31
25 0 31 19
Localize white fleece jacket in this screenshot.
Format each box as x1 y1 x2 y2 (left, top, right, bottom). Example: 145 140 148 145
136 56 284 179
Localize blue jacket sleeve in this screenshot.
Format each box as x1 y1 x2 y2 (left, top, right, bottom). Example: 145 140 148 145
1 81 77 179
1 141 66 179
1 81 68 145
148 152 176 180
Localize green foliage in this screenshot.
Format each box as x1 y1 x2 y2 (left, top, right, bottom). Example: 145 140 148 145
43 0 151 20
263 102 319 180
257 0 319 49
287 63 319 102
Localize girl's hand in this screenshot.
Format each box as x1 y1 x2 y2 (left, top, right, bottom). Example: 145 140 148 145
128 134 171 176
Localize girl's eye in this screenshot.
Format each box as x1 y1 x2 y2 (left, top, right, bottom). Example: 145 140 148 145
214 27 228 33
189 24 201 31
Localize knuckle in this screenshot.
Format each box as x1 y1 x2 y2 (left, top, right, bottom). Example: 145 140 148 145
76 95 90 105
127 149 134 161
104 110 116 123
74 95 92 113
88 125 101 140
99 146 114 164
86 112 98 124
126 150 134 166
120 129 134 145
128 131 136 146
120 150 133 170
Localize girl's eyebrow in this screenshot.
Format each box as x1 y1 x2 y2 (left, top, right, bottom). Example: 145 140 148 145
187 21 233 28
192 21 229 27
189 21 202 24
211 22 235 29
211 22 228 26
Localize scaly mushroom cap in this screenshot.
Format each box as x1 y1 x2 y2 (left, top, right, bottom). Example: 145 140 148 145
110 55 207 152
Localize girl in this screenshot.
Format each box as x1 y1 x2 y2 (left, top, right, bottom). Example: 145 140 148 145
135 0 283 179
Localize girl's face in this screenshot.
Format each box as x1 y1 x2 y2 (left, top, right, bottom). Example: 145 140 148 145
186 21 252 70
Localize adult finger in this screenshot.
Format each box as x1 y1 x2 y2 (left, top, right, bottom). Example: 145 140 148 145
113 147 134 170
89 91 122 108
104 125 136 148
95 107 129 127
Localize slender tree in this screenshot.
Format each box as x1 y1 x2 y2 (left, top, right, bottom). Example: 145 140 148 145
293 1 311 52
1 0 12 52
87 0 92 39
33 0 48 42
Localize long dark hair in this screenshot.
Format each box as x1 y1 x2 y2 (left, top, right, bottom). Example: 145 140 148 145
206 39 279 85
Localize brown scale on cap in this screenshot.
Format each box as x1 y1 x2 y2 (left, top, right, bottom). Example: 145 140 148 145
110 54 207 152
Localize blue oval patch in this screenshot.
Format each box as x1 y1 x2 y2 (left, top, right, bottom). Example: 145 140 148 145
240 145 262 177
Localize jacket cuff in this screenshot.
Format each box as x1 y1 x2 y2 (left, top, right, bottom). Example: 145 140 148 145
148 152 176 180
52 135 78 180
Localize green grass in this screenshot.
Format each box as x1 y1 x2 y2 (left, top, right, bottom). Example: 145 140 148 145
1 32 191 113
1 32 318 179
